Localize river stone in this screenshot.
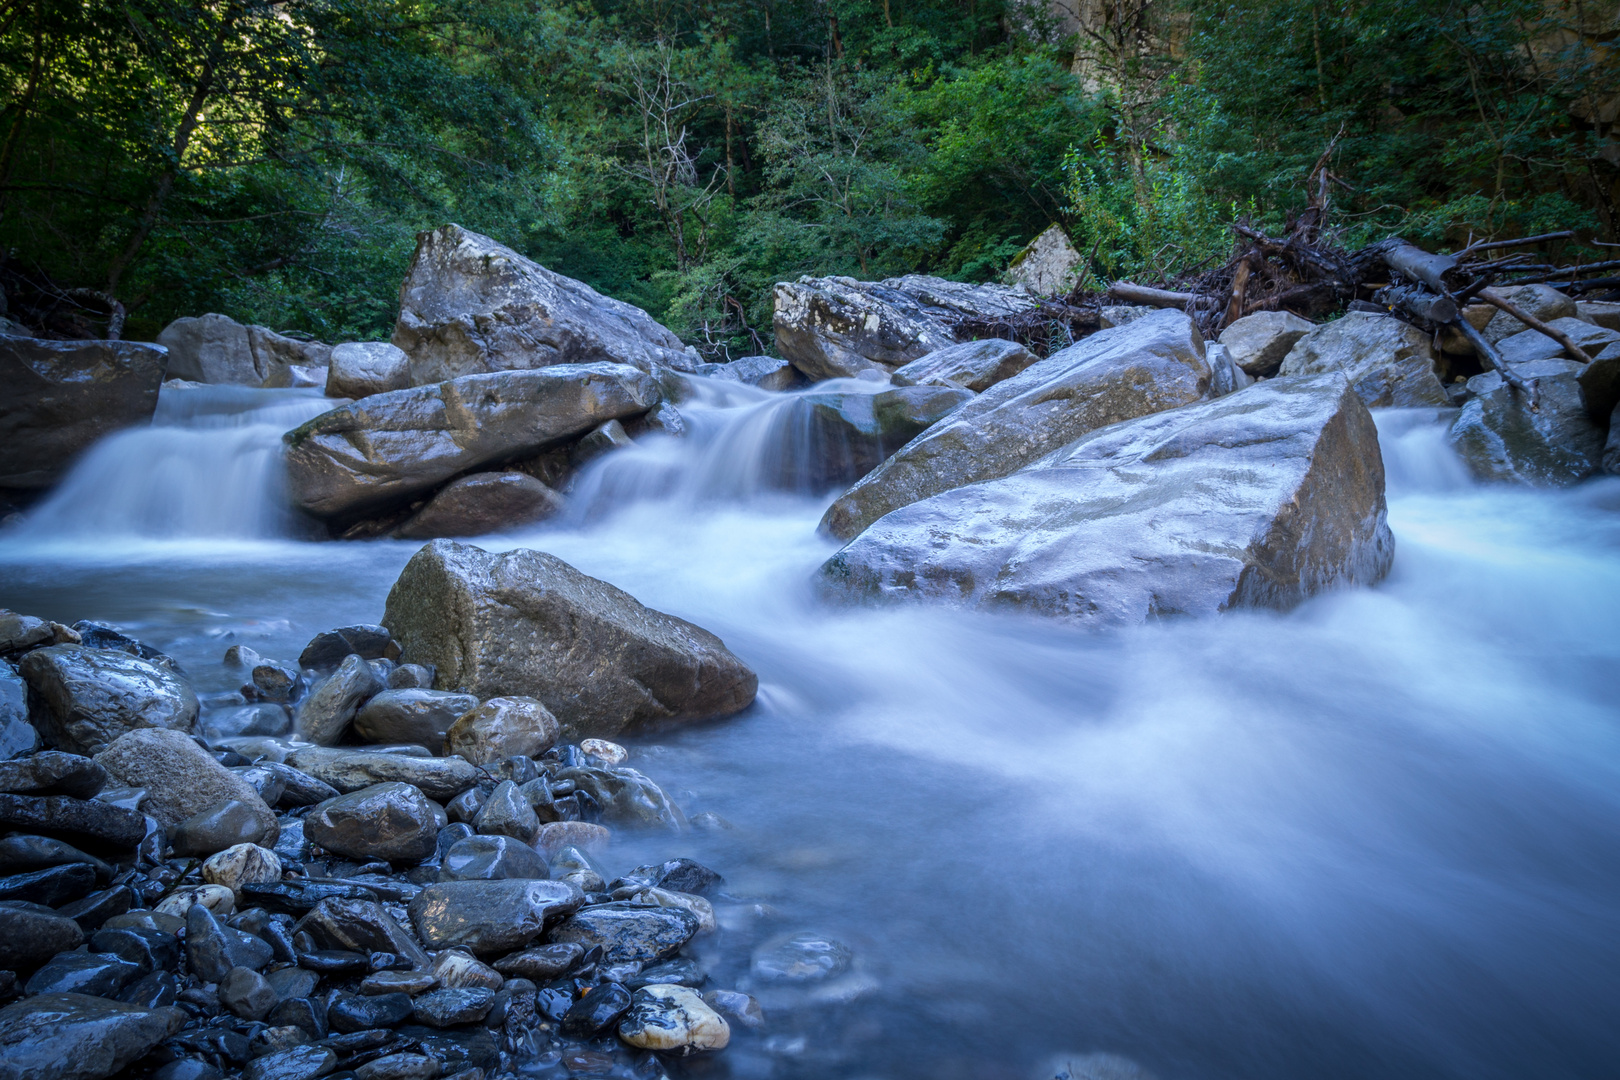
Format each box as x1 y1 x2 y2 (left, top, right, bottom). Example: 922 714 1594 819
473 780 538 844
0 992 186 1080
0 793 147 848
169 800 273 858
618 984 730 1054
394 473 565 541
431 950 501 990
0 611 53 654
407 879 584 956
623 887 715 933
0 335 169 491
698 355 801 391
0 900 85 969
157 314 330 386
297 655 383 745
0 751 107 798
1006 223 1083 296
305 782 440 863
1276 311 1447 407
185 903 272 982
411 987 494 1028
23 948 140 996
393 224 694 384
0 834 112 879
88 925 174 971
819 372 1394 623
299 625 398 669
94 728 277 841
326 342 411 400
492 942 582 981
201 844 282 898
784 386 976 490
0 862 96 906
891 338 1039 392
258 762 340 807
244 1045 338 1080
286 747 478 802
1448 358 1606 486
293 898 431 969
241 880 377 916
1218 310 1314 376
383 541 757 740
1494 317 1619 367
351 689 480 750
1481 284 1578 343
617 857 722 897
536 822 610 858
18 647 198 757
355 1056 439 1080
751 932 852 982
154 883 236 918
820 309 1212 541
0 664 37 760
547 901 698 964
560 981 631 1037
220 966 278 1020
444 697 558 765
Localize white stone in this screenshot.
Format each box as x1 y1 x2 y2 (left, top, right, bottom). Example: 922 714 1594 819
156 884 236 918
1004 224 1083 296
1219 310 1314 376
201 843 282 899
617 985 730 1054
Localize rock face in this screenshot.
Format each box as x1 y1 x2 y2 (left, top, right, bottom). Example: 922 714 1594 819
19 647 198 756
157 313 330 386
1277 312 1447 407
94 728 278 841
392 225 694 384
0 993 185 1080
0 336 168 490
1219 310 1314 376
1448 359 1606 486
820 310 1211 541
890 338 1039 392
819 373 1395 624
783 386 975 490
326 342 412 400
283 363 660 521
394 473 565 541
383 541 757 739
1004 224 1083 297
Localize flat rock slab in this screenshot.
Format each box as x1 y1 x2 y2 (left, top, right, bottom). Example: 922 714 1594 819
1278 311 1447 408
0 992 186 1080
286 746 478 802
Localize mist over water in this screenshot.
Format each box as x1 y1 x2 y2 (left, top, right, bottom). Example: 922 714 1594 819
2 385 1618 1079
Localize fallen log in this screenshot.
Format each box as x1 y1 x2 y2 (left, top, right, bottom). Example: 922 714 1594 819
1107 281 1220 309
1450 314 1539 410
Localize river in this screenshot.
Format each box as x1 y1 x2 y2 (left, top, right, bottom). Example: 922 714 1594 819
2 382 1618 1079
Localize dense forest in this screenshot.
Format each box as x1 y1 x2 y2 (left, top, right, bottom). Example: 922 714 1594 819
3 0 1616 355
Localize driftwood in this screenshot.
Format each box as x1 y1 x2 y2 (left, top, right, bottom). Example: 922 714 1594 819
1106 281 1219 309
1477 288 1593 364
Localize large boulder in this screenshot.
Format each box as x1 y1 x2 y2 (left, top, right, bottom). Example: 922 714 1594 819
283 362 660 521
393 472 565 540
780 386 974 490
890 338 1039 392
18 647 197 756
325 342 412 400
1277 311 1447 407
1004 224 1083 297
157 313 330 386
820 309 1211 541
1448 359 1606 486
1578 341 1620 422
1481 285 1577 344
382 541 757 739
94 728 278 842
392 224 694 383
1218 310 1313 377
0 336 168 491
818 372 1394 623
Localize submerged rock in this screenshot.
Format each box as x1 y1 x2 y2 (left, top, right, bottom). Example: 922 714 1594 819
820 373 1394 623
19 646 198 756
383 541 757 739
393 473 565 541
617 984 730 1054
1277 311 1447 407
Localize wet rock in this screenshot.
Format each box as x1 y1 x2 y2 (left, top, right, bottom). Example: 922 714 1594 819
94 727 277 842
0 336 169 491
299 626 399 670
210 704 293 739
355 1054 441 1080
305 782 441 863
441 834 548 881
0 793 147 848
751 932 852 982
553 766 680 829
0 834 112 878
117 969 180 1010
1448 358 1606 486
384 541 757 740
616 857 722 897
1481 284 1578 343
492 942 582 981
629 957 705 989
201 844 282 898
0 900 83 969
351 689 479 751
1577 341 1620 424
618 984 730 1054
703 988 763 1029
392 1024 498 1074
891 338 1039 392
170 800 274 858
158 314 330 386
0 664 38 760
284 363 661 521
220 966 278 1020
59 886 133 931
88 926 177 972
244 1045 338 1080
328 990 414 1032
698 355 803 391
622 887 714 933
785 385 976 489
297 655 384 745
407 879 584 956
257 762 340 808
0 751 107 798
548 901 698 964
295 948 368 975
412 987 494 1028
394 473 566 541
286 747 478 802
155 883 236 918
250 660 299 703
326 342 412 400
1205 343 1252 398
393 224 694 383
820 372 1394 623
360 969 438 996
1495 317 1619 365
432 950 501 991
186 903 273 982
1218 310 1314 377
291 898 431 969
24 950 141 996
0 862 97 905
0 992 186 1080
560 981 631 1037
1277 311 1447 407
18 646 198 756
444 697 557 766
387 664 436 691
535 822 610 858
0 611 54 654
472 781 538 844
1037 1052 1159 1080
240 880 378 916
821 309 1212 541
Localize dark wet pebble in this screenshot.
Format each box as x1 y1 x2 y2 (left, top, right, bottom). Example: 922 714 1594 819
547 902 698 964
241 880 379 916
560 981 632 1037
298 949 370 976
412 986 495 1028
186 903 273 982
243 1044 338 1080
628 956 705 989
491 942 583 982
58 884 134 930
440 835 548 881
613 857 722 897
0 899 85 969
329 990 414 1032
0 792 148 847
24 950 143 996
118 969 181 1008
0 751 108 798
0 861 98 905
92 925 179 972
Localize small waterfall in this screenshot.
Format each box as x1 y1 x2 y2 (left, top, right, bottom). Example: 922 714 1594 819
12 384 336 540
1373 408 1474 496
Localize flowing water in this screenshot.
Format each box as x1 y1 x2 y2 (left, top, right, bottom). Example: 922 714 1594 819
3 383 1619 1080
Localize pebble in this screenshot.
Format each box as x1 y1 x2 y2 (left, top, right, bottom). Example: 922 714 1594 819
617 984 731 1054
91 925 180 971
412 986 495 1028
360 969 438 996
444 787 484 824
169 799 273 858
0 861 97 905
185 902 272 982
0 901 85 969
202 843 283 898
0 792 148 847
244 1045 339 1080
0 751 109 798
440 834 548 881
616 856 722 896
629 956 705 989
291 897 431 968
117 968 180 1008
356 1053 442 1080
0 833 113 878
432 949 503 990
299 625 398 669
491 942 583 981
328 990 414 1032
305 782 441 863
407 879 585 956
703 988 765 1029
534 820 610 858
578 738 628 765
220 965 278 1020
156 884 237 918
251 661 299 702
240 880 379 916
24 950 142 996
548 901 699 964
471 781 539 844
259 763 340 807
559 981 631 1037
444 697 558 766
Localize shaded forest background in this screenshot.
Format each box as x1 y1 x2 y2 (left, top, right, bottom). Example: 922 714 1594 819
3 0 1617 355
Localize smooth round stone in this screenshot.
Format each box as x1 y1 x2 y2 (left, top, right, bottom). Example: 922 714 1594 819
629 956 705 989
534 821 610 858
91 926 180 972
359 969 438 996
444 788 484 825
202 844 282 897
406 879 585 956
352 690 479 751
579 739 627 766
491 942 582 982
169 799 272 858
0 901 85 969
185 903 273 982
617 984 730 1054
386 664 436 691
59 885 134 932
750 932 852 982
411 987 494 1029
152 1054 222 1080
327 990 413 1033
547 902 698 964
25 949 142 996
117 969 180 1009
156 884 236 918
220 966 278 1020
445 697 558 767
615 857 722 897
304 782 439 863
355 1053 441 1080
440 835 547 881
431 950 502 990
104 909 185 935
559 981 630 1037
471 781 538 844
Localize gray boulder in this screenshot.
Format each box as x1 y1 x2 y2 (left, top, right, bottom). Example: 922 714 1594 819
394 472 565 541
392 224 694 383
283 363 660 520
407 879 584 956
0 336 168 491
1481 285 1577 344
1277 311 1447 407
305 782 441 863
783 386 975 490
326 342 412 400
695 355 802 391
1448 359 1606 486
1578 299 1620 331
445 697 559 765
1495 317 1619 366
94 728 278 842
1004 224 1082 297
819 372 1394 624
1577 341 1620 422
157 313 330 386
0 993 186 1080
19 647 197 756
1206 343 1253 398
285 746 478 802
383 541 757 740
1218 310 1313 376
820 309 1211 541
351 688 480 749
891 338 1039 392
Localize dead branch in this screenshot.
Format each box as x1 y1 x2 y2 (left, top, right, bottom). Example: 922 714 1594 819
1107 281 1219 309
1478 288 1593 363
